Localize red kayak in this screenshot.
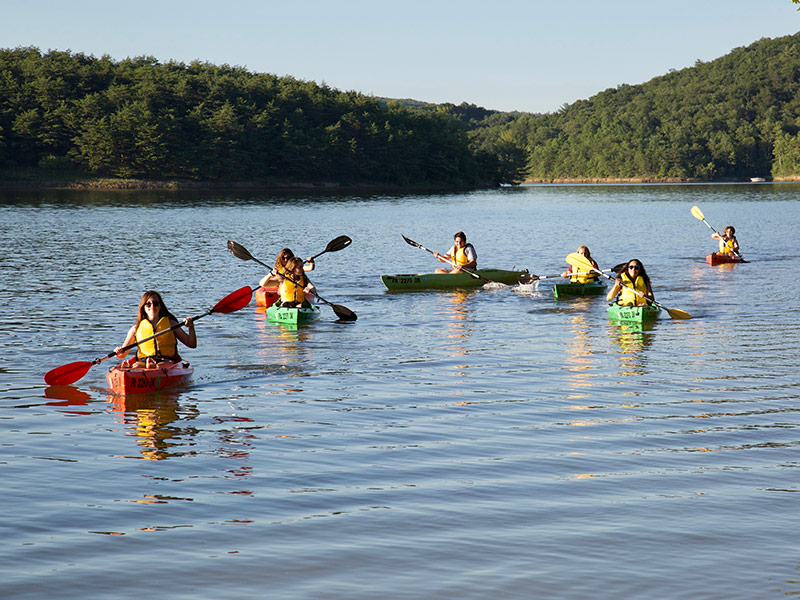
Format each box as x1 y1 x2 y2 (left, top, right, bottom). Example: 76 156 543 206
706 252 744 266
255 286 279 307
106 359 194 395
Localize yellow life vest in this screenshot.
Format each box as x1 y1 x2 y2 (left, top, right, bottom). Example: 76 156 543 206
718 237 734 254
136 316 177 359
447 244 475 267
569 261 598 284
619 272 649 306
279 275 307 304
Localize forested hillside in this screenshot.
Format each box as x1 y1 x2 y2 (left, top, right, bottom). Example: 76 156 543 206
4 33 800 187
469 32 800 182
0 47 500 186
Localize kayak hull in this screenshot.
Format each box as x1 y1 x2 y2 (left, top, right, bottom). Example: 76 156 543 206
106 360 193 395
607 304 661 322
706 252 744 266
381 269 529 291
255 286 279 307
266 304 321 325
553 280 606 299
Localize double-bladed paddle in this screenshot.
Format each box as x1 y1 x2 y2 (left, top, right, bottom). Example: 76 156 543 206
690 205 747 262
44 286 254 386
401 234 508 285
306 235 352 263
518 263 626 285
565 253 692 320
227 240 357 321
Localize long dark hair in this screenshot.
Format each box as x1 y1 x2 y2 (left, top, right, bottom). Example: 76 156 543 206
622 259 651 288
275 248 294 271
133 291 176 328
284 257 308 286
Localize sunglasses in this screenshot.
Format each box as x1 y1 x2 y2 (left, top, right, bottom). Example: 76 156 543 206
628 265 641 271
145 300 161 307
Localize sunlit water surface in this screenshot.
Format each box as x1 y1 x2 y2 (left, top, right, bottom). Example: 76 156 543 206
2 184 799 599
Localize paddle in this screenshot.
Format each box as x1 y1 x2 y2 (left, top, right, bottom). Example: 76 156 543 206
227 240 357 321
44 286 254 386
565 253 692 320
401 234 504 285
307 235 352 263
518 263 625 285
690 205 746 262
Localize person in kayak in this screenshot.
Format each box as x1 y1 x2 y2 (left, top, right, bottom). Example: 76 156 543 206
711 226 739 257
606 260 655 306
114 291 197 367
259 247 315 288
561 245 599 283
276 257 316 308
434 231 477 274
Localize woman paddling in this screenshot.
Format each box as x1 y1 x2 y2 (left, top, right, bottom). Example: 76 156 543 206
711 226 739 258
114 291 197 367
260 247 315 288
606 260 655 306
434 231 477 274
276 257 316 308
561 245 600 283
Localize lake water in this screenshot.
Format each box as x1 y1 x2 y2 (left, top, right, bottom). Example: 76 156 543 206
2 183 800 599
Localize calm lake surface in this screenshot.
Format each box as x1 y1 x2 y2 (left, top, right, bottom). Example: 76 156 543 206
2 183 800 599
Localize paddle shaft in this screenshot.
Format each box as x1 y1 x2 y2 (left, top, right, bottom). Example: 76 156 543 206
531 269 612 281
692 207 745 260
401 235 490 283
307 235 352 262
227 240 356 320
566 254 690 319
111 309 212 361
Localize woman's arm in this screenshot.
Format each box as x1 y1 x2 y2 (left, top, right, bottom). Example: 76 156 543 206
172 317 197 349
606 280 621 302
115 325 137 358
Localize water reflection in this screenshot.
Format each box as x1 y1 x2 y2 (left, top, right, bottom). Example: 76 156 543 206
608 321 656 376
563 309 595 396
108 393 198 460
254 306 313 359
44 385 93 415
441 291 473 376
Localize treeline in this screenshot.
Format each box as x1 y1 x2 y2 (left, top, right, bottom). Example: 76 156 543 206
469 32 800 182
6 33 800 187
0 47 501 186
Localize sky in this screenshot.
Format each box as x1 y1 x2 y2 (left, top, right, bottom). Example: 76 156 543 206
4 1 800 114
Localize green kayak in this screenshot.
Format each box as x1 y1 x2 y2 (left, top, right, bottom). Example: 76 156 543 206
266 304 321 325
607 303 661 322
381 269 529 291
553 280 606 299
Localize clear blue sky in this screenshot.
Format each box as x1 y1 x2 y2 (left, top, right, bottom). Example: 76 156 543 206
4 1 799 113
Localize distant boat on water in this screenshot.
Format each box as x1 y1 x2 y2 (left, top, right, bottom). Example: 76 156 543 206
750 177 766 182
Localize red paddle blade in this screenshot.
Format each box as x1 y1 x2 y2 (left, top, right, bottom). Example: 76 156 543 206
44 361 94 386
213 286 253 314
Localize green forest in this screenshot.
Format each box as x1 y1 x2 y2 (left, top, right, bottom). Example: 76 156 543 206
2 32 800 187
468 31 800 182
0 47 499 187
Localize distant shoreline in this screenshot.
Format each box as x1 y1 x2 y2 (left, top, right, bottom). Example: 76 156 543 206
1 171 793 191
0 173 490 192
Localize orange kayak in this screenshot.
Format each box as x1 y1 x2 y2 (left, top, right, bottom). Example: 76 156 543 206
255 286 279 307
706 252 744 266
106 359 193 395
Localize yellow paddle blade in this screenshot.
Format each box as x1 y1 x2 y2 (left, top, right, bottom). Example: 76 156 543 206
666 307 692 320
565 252 595 271
690 205 705 221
